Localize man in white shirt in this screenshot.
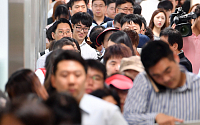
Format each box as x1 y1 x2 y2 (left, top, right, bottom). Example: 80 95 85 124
50 50 127 125
71 12 97 59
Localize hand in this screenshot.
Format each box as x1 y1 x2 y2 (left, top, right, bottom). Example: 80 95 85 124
171 24 176 29
155 113 183 125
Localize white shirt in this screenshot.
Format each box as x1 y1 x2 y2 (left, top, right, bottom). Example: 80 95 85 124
80 94 128 125
80 40 98 60
140 0 159 26
35 69 45 85
36 52 51 69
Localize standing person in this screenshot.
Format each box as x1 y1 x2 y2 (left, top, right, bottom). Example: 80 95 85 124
149 9 168 40
124 40 200 124
68 0 87 16
92 0 113 25
50 50 128 125
115 0 134 15
71 12 98 59
105 0 116 19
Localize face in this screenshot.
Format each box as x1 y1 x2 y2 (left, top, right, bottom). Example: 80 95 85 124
116 2 133 14
114 22 121 30
148 57 182 89
73 22 90 43
153 12 166 29
85 67 104 94
52 23 72 41
106 57 122 76
102 95 117 105
51 60 87 101
102 31 113 48
92 0 106 18
106 3 116 19
116 88 128 112
122 21 141 34
70 0 87 16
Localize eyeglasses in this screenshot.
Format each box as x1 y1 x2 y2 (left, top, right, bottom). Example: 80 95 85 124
88 75 103 81
118 8 134 12
75 26 89 33
57 30 71 36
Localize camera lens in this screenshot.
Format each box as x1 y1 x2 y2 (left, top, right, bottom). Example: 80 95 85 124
180 25 190 36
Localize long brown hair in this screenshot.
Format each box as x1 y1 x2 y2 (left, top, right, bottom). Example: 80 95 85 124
52 1 65 21
149 9 169 30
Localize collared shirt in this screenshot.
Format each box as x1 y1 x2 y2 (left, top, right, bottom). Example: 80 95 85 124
80 40 98 60
183 33 200 74
92 16 113 26
36 51 51 69
79 94 128 125
124 69 200 125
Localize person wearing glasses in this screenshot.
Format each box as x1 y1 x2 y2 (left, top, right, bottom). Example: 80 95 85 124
71 12 98 59
92 0 113 25
115 0 134 15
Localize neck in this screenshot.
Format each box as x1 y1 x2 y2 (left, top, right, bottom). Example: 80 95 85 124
192 22 200 36
153 26 161 37
94 16 104 25
175 50 181 55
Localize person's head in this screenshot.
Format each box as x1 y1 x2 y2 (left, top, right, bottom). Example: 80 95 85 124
137 15 147 35
160 27 183 54
46 26 54 44
113 13 126 30
92 0 107 18
90 88 120 108
149 9 168 30
106 0 116 19
89 27 105 50
52 38 75 50
194 5 200 25
52 1 66 21
96 27 119 48
54 4 69 21
51 50 87 102
51 18 73 41
157 0 173 21
115 0 134 14
188 3 200 24
5 69 48 100
103 44 132 76
68 0 87 16
141 40 182 89
85 59 106 94
45 92 81 125
121 14 142 34
71 12 93 43
133 3 141 15
107 30 135 55
145 27 154 40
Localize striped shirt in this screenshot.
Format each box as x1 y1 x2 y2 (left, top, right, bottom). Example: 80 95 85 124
123 70 200 125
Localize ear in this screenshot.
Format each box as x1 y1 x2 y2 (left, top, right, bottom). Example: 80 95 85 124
172 43 178 51
173 52 180 63
71 23 74 29
52 32 55 40
69 7 72 16
51 75 56 88
115 8 118 14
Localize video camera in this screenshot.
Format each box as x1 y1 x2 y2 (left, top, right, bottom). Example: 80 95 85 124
170 7 197 37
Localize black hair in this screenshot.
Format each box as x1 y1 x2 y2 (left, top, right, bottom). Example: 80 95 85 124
46 26 54 41
45 92 81 125
54 5 69 20
141 40 174 72
137 15 147 29
90 25 105 34
68 0 88 8
62 37 81 54
53 50 87 75
71 12 93 27
92 0 106 5
108 31 135 55
106 0 116 6
52 38 74 50
116 0 134 8
195 4 200 18
51 18 72 33
86 59 107 80
90 88 121 108
120 14 142 28
133 3 142 15
145 27 154 40
89 27 105 49
157 0 173 11
160 27 183 51
114 13 126 24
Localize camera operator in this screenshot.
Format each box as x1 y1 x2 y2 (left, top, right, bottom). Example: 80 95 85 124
182 5 200 74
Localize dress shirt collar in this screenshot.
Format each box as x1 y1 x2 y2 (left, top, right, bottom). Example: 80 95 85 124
79 39 86 47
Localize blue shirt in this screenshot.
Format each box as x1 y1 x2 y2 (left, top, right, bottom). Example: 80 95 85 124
124 69 200 125
92 16 113 26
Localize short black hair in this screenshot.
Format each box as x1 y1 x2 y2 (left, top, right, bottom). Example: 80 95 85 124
195 4 200 18
52 38 74 50
92 0 106 5
157 0 173 11
86 59 107 80
61 37 81 53
53 50 87 75
51 18 72 33
71 12 93 27
141 40 174 72
46 25 54 41
133 3 141 15
68 0 88 8
54 5 69 20
116 0 134 8
160 27 183 51
114 13 126 24
89 29 104 49
137 15 147 29
120 14 142 28
106 0 116 6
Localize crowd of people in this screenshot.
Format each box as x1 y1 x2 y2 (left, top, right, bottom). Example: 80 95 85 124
0 0 200 124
